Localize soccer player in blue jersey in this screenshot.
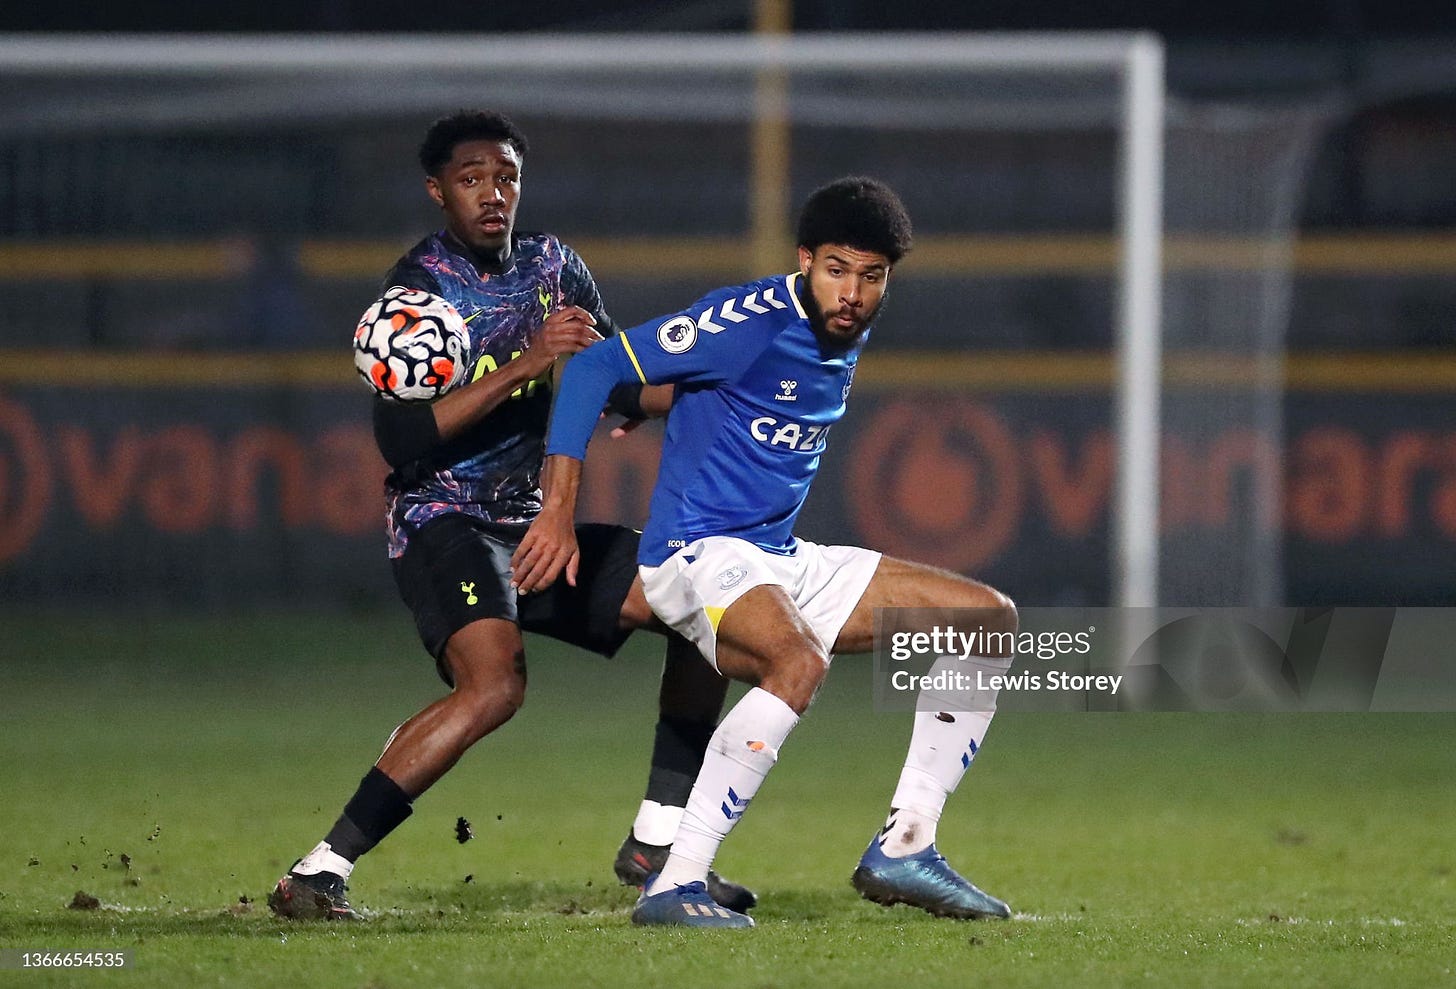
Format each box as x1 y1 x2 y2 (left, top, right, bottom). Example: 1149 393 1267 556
268 110 752 919
515 177 1019 928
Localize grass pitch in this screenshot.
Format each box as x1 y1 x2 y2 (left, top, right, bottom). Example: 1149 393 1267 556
1 611 1452 988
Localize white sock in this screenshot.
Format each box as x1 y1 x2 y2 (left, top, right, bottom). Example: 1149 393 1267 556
878 806 942 858
631 800 685 846
291 840 355 880
882 654 1008 858
646 688 799 895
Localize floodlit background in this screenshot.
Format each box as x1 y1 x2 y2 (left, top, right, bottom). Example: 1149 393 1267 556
1 7 1453 988
2 1 1454 611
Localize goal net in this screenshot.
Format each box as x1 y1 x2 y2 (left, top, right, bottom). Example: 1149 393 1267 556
0 33 1319 609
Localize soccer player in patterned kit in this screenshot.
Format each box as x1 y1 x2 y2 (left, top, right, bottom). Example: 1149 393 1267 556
516 177 1019 927
268 110 753 919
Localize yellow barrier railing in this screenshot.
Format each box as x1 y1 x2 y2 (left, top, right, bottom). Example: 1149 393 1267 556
4 233 1456 281
3 350 1455 392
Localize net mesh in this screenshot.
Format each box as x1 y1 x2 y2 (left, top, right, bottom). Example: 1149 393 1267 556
0 36 1328 607
1160 103 1329 605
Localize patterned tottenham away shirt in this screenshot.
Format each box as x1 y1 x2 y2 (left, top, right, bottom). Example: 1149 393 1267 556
379 231 612 557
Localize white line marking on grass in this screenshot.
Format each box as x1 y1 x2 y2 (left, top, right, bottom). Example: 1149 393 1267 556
1010 913 1086 922
1234 916 1408 927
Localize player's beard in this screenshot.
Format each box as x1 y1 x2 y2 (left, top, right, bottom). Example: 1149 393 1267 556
802 286 885 350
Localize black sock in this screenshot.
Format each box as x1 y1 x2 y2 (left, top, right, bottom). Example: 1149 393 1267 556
323 767 414 863
642 715 716 814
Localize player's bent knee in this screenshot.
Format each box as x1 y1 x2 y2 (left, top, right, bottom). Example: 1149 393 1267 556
446 647 528 729
941 579 1017 634
982 587 1018 634
759 645 829 713
496 675 528 719
452 675 526 743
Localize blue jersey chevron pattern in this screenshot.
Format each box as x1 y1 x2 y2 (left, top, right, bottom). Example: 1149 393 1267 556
547 271 867 566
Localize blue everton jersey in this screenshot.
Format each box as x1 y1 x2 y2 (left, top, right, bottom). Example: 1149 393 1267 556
547 271 863 566
381 230 611 556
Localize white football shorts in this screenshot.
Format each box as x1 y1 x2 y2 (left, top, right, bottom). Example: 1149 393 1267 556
639 535 882 669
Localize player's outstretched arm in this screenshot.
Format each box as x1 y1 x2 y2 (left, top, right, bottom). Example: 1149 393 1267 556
372 306 601 469
510 453 582 593
605 383 675 438
512 330 644 591
432 306 601 441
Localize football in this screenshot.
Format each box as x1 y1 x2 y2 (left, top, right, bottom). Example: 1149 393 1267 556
353 286 469 401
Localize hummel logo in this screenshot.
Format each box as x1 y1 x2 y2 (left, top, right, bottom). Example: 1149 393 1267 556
721 786 751 821
961 737 979 769
460 581 478 605
775 379 798 402
696 286 787 334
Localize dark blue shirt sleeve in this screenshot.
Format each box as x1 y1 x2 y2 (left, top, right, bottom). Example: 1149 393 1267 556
366 256 448 467
545 279 787 460
544 336 641 460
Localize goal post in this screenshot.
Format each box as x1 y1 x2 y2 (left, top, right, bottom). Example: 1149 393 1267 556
0 32 1166 607
1115 36 1166 610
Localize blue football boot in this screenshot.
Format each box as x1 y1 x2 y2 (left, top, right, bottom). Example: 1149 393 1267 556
614 832 757 913
631 877 755 928
851 838 1011 920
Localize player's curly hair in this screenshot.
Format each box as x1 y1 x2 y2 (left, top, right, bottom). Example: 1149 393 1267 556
796 176 913 264
418 110 530 175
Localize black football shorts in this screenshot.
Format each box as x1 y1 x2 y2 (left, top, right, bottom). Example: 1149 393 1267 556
391 513 639 679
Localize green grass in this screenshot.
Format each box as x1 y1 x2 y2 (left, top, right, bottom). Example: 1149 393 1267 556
1 611 1453 988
